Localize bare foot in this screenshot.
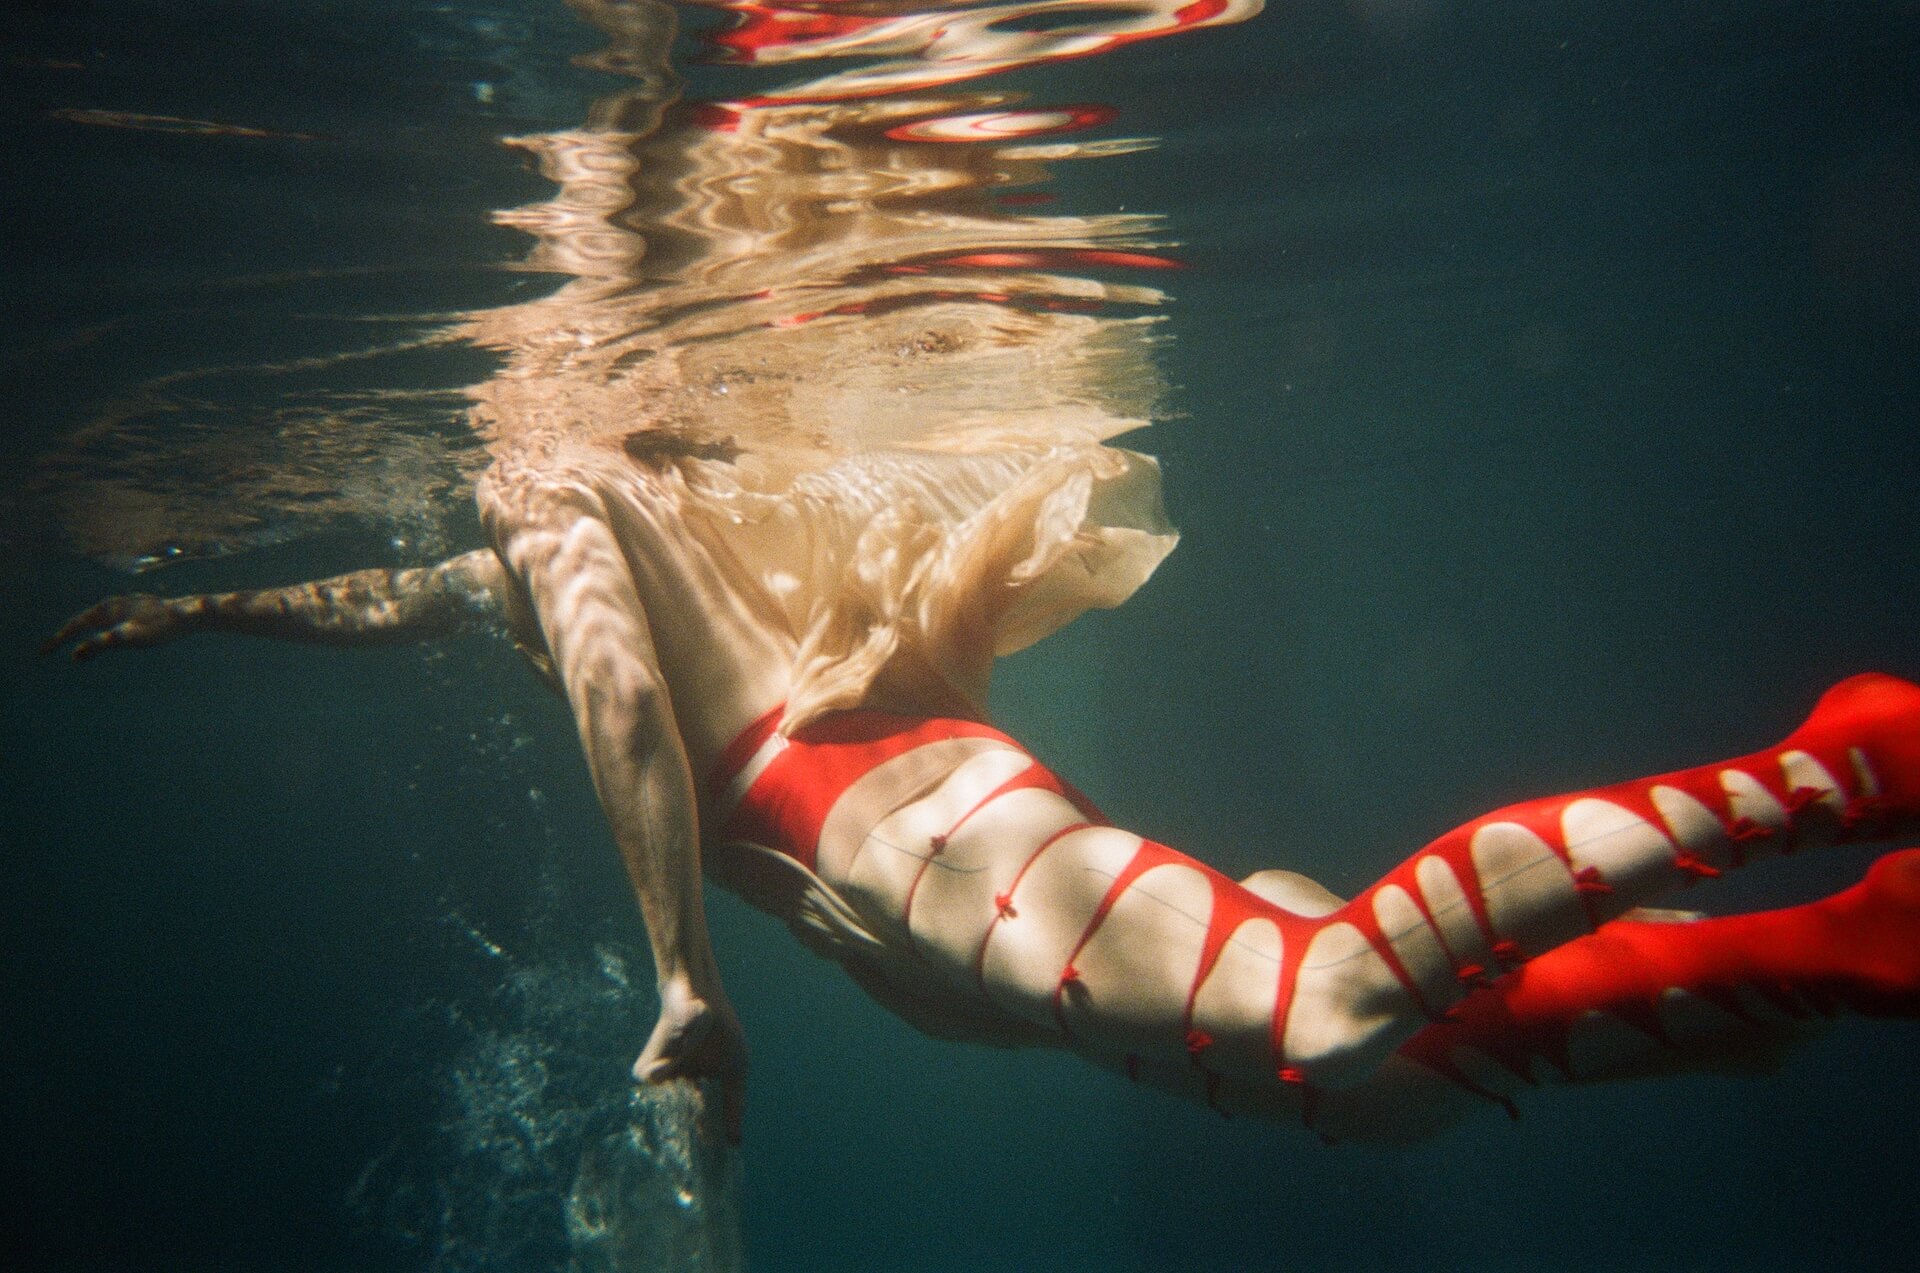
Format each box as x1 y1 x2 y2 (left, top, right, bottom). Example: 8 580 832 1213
1829 848 1920 1016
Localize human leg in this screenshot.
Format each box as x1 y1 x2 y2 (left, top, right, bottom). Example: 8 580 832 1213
1390 848 1920 1116
911 675 1920 1115
1250 673 1920 1086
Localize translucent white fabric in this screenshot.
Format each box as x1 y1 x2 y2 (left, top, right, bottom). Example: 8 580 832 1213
575 430 1176 733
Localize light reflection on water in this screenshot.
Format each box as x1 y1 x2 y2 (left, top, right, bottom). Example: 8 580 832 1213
14 2 1919 1272
436 5 1252 1262
25 1 1262 1268
463 0 1260 474
41 0 1257 571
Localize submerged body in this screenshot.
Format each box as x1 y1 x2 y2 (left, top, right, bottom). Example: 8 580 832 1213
50 431 1920 1144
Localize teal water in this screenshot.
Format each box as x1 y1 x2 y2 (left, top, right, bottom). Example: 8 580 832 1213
6 3 1919 1270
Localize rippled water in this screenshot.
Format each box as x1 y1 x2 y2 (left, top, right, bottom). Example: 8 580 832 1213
6 2 1919 1270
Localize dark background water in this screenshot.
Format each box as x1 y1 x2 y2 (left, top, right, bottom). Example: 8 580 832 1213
5 2 1919 1270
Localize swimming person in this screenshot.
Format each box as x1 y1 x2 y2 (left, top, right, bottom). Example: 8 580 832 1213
43 426 1920 1146
41 0 1920 1153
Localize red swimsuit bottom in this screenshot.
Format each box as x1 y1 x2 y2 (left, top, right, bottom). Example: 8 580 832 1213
708 706 1102 872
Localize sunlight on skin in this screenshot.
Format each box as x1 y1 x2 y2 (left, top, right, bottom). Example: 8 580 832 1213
42 0 1920 1153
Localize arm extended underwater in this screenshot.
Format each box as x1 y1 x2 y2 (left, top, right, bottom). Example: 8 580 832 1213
42 549 511 659
46 531 746 1138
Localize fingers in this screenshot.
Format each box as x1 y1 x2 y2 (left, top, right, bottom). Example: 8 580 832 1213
633 1000 715 1083
40 595 174 661
66 627 137 662
631 1003 748 1143
40 599 127 656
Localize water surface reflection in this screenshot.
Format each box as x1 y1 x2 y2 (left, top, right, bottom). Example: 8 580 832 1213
467 0 1259 476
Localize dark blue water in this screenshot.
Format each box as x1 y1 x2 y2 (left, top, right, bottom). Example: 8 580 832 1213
6 2 1919 1270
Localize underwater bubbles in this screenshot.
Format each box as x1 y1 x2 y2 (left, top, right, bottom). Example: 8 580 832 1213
568 1081 743 1273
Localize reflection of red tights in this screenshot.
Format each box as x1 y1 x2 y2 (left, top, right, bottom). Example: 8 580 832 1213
1401 848 1920 1117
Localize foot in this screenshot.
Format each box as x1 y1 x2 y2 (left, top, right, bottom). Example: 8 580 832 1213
1786 674 1920 834
1824 848 1920 1016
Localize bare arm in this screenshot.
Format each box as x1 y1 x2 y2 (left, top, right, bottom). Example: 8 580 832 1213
490 490 747 1139
41 549 510 660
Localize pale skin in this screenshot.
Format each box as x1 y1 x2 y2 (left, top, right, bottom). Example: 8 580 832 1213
46 456 1920 1147
47 466 785 1142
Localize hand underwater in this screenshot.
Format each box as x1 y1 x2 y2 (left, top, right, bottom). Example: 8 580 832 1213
635 978 748 1144
42 593 198 661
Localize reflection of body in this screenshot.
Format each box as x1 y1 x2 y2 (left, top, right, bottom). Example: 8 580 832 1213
49 432 1920 1145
